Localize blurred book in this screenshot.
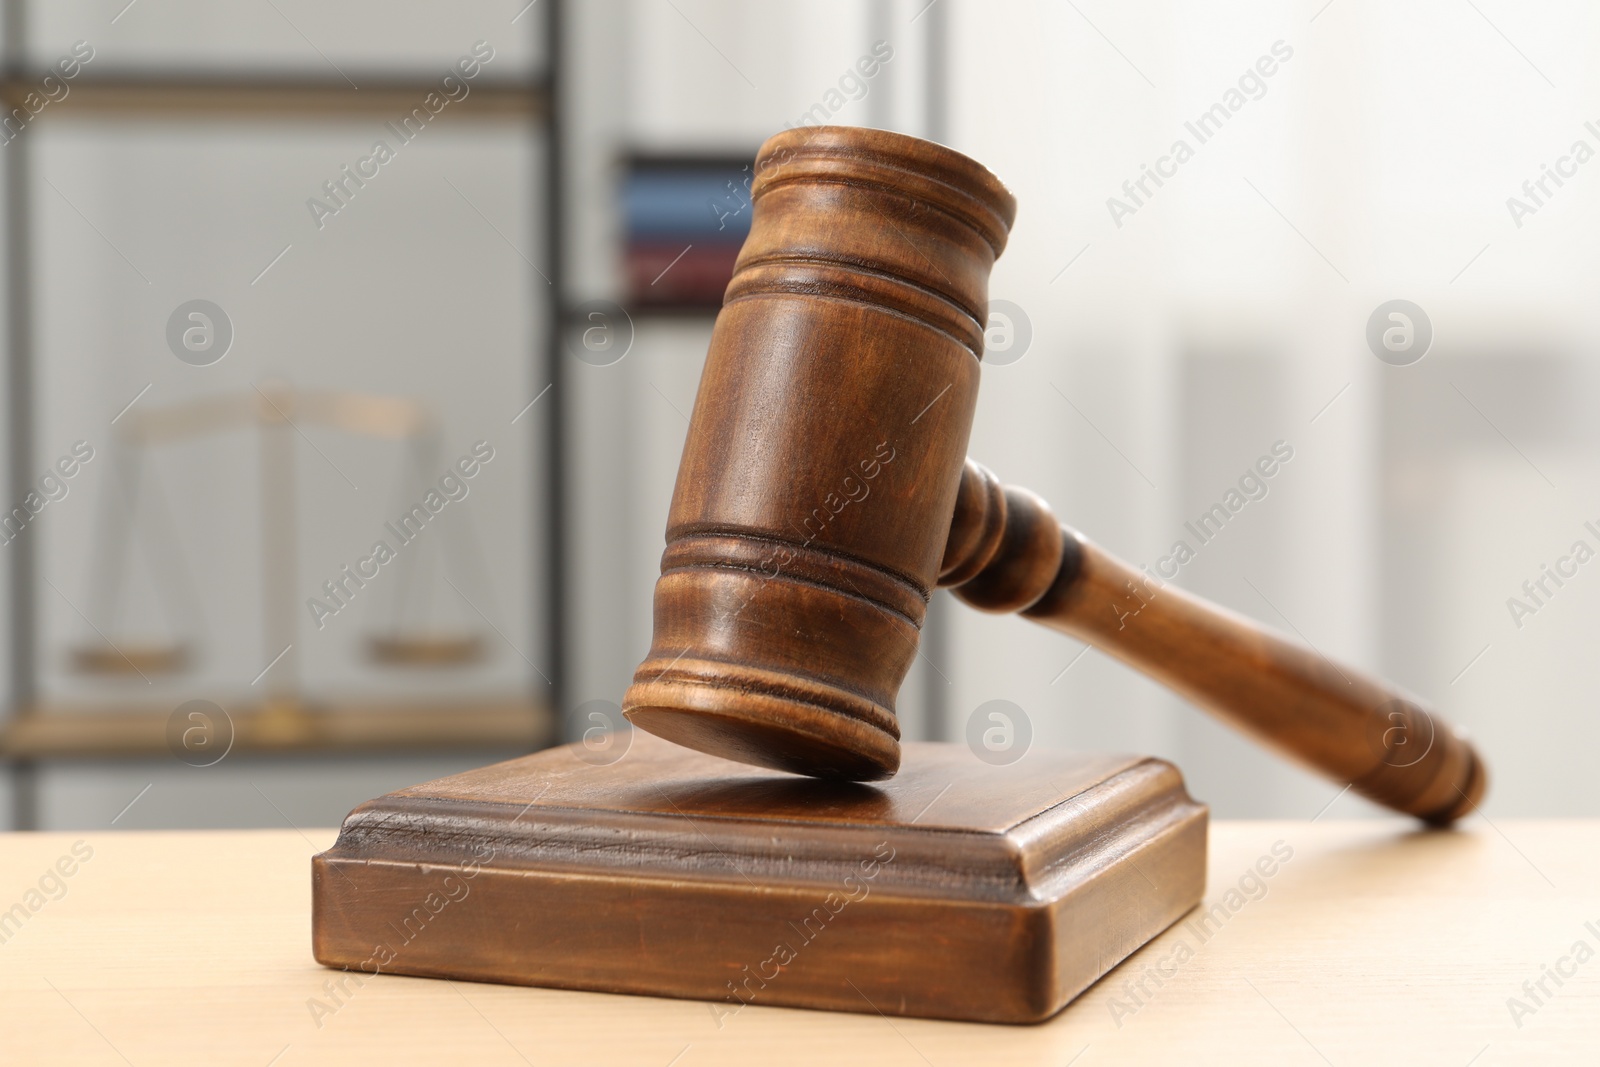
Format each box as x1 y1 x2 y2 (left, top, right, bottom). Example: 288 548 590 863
623 155 755 309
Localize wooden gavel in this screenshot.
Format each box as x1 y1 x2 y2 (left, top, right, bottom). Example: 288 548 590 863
622 126 1485 825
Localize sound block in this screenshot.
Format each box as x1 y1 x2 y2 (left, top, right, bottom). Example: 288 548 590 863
312 732 1206 1024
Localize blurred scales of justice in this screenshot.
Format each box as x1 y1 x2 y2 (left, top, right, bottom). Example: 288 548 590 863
5 383 552 760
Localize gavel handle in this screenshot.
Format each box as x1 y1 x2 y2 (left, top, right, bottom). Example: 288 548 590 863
938 460 1486 825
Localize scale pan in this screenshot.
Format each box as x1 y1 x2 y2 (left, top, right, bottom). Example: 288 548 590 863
69 642 191 676
366 634 485 667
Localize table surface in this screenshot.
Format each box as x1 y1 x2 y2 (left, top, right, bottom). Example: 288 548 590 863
2 820 1596 1065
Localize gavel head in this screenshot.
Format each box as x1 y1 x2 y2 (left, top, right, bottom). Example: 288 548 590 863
621 127 1016 781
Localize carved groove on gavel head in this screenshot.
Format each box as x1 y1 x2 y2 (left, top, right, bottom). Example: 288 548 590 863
622 126 1487 824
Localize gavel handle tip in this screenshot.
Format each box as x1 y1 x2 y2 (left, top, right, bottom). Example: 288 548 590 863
1419 743 1488 827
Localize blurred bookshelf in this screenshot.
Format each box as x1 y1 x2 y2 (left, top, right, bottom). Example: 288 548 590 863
1 0 563 826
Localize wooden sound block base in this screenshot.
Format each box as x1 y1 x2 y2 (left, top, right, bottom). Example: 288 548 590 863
312 733 1207 1024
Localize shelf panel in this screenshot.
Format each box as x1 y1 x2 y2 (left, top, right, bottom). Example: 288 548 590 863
2 698 554 759
0 74 548 118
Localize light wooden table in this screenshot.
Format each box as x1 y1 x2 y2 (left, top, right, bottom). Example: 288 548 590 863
1 821 1595 1065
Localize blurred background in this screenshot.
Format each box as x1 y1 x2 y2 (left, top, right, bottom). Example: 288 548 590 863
1 0 1594 829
